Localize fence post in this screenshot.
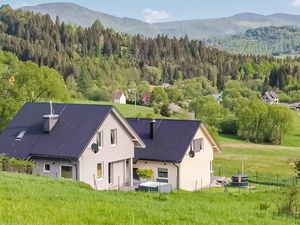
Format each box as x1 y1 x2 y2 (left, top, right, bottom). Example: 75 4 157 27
256 171 258 183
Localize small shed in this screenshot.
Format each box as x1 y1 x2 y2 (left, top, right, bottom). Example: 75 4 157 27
112 91 126 104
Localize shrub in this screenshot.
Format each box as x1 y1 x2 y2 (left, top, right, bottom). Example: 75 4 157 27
160 103 171 117
294 159 300 178
219 117 238 135
277 186 299 217
137 168 153 180
0 154 34 174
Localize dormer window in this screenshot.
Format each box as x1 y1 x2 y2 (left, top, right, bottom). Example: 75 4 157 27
15 130 26 141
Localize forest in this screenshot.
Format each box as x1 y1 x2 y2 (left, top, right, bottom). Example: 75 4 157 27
0 4 300 144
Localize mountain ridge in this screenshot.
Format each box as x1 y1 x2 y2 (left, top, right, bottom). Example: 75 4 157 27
20 2 300 39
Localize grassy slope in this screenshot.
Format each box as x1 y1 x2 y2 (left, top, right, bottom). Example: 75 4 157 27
70 99 158 118
283 112 300 147
214 146 299 178
0 172 298 225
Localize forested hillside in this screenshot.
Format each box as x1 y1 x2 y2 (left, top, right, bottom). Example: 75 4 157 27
1 5 300 144
1 4 300 98
206 26 300 56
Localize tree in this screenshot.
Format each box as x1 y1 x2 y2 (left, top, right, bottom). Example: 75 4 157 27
151 87 168 106
189 96 223 128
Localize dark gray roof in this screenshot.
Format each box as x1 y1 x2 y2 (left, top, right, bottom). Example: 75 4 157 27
0 102 113 160
127 119 200 163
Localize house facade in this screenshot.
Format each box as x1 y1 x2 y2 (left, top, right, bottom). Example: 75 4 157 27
128 119 221 191
263 91 279 104
0 102 145 190
112 91 126 104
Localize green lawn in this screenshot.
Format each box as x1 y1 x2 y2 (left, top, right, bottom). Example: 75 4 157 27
214 146 299 179
70 99 159 118
0 172 298 225
283 112 300 147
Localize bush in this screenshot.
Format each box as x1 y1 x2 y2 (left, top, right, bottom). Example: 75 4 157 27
294 159 300 178
219 117 238 135
160 103 171 117
86 88 111 101
277 186 299 217
0 154 34 174
137 168 153 180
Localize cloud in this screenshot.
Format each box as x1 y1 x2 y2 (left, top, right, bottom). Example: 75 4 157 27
291 0 300 7
20 3 34 7
143 8 170 23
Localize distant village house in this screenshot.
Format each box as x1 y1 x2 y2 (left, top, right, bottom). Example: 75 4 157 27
112 91 126 104
263 91 279 104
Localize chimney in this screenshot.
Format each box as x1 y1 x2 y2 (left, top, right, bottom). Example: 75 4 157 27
150 119 156 139
43 101 59 133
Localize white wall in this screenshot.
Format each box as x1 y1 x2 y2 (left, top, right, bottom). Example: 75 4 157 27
78 112 134 190
133 161 178 189
134 126 214 191
180 126 214 191
113 94 126 104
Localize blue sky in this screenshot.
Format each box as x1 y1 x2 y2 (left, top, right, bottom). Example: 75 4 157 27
2 0 300 23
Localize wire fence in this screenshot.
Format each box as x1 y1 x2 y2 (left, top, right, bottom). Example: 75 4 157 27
215 167 298 187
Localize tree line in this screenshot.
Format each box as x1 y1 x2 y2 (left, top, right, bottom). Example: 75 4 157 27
1 4 300 101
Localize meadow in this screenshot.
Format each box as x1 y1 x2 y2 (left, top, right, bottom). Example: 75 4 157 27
0 172 299 225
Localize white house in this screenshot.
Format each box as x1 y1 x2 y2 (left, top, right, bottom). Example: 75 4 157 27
128 119 221 191
112 91 126 104
0 102 145 190
263 91 279 104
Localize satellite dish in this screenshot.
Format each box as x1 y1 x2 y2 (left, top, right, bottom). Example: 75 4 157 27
189 150 195 158
91 143 99 153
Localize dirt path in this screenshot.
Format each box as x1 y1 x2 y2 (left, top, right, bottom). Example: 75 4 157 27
221 143 300 151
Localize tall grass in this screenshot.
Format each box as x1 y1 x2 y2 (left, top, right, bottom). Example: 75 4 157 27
0 172 299 225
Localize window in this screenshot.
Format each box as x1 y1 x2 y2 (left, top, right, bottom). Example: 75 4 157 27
110 129 117 146
158 168 168 178
192 138 204 153
108 162 112 184
44 163 50 172
97 163 103 179
61 166 73 179
210 161 213 172
97 131 103 148
15 130 26 141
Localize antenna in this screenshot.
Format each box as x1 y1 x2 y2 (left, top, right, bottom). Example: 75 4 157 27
50 101 53 116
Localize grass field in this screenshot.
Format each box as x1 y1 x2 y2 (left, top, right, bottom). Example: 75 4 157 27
283 112 300 147
70 99 159 118
0 172 299 225
214 146 299 179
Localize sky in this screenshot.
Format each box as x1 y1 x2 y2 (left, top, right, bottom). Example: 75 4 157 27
2 0 300 23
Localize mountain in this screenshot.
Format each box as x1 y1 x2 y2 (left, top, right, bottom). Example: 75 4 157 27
205 26 300 56
21 3 300 39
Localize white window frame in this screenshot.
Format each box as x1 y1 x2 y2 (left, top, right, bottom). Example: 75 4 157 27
97 130 103 148
110 129 117 146
199 138 204 151
97 162 104 180
157 168 168 179
60 165 73 179
44 163 50 173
